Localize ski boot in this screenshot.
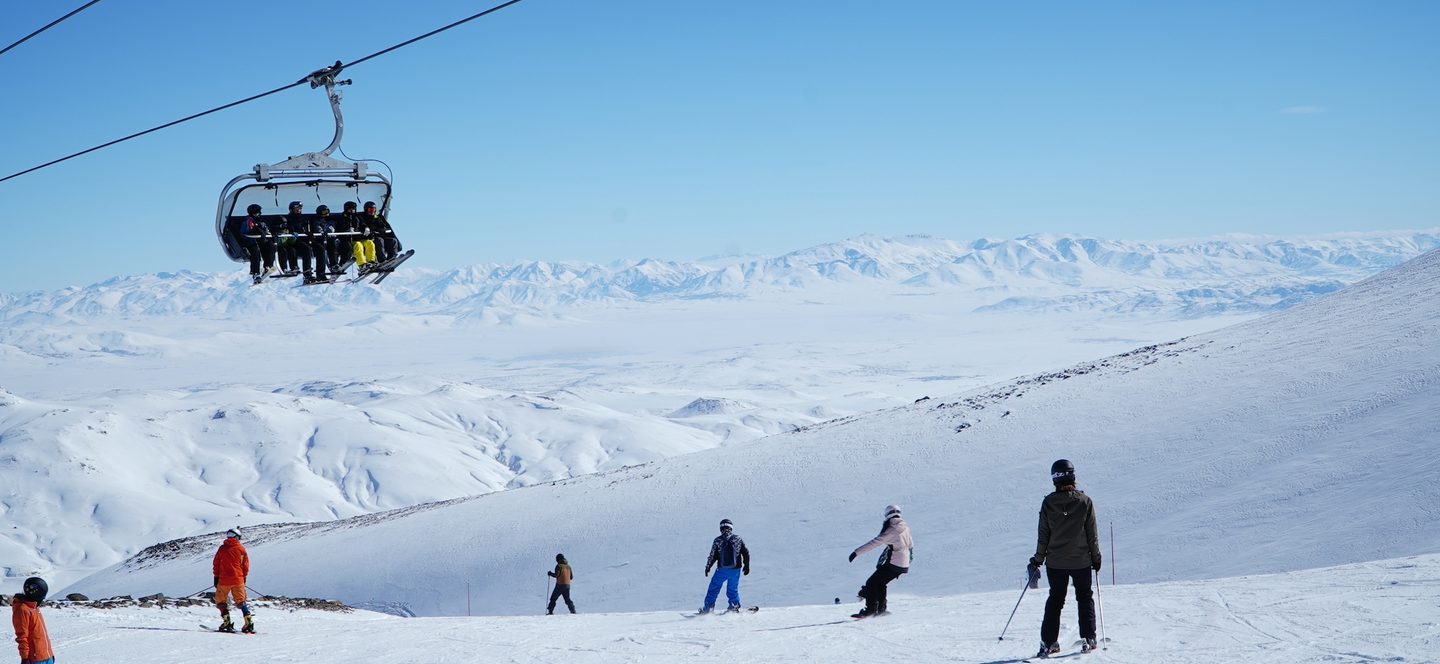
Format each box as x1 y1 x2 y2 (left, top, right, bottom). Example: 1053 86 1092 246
241 615 255 634
1081 637 1098 653
696 605 713 615
252 275 264 285
725 603 743 614
1035 642 1061 658
217 614 236 633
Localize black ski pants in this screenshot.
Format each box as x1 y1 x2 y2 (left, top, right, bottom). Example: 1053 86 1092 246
1041 566 1096 645
548 583 575 614
860 563 907 613
243 238 275 275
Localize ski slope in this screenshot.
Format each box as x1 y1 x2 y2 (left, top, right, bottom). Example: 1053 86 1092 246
41 554 1440 663
72 247 1440 619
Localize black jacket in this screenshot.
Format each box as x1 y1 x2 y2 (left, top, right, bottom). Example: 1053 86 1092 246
1033 488 1101 570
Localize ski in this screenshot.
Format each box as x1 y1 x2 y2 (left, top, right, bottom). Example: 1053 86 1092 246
199 623 253 635
367 249 415 284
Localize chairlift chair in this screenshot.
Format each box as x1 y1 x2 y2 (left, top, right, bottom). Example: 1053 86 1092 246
215 63 392 262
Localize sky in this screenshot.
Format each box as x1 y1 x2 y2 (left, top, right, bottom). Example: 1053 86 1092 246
1 0 1437 294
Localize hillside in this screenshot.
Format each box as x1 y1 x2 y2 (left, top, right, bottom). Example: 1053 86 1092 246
72 248 1440 617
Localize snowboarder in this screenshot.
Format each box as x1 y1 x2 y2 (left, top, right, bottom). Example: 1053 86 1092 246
546 553 576 614
699 518 749 614
848 504 912 619
1028 459 1101 658
212 527 255 633
11 577 54 664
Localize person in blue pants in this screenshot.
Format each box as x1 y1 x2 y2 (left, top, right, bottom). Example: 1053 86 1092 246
700 518 751 613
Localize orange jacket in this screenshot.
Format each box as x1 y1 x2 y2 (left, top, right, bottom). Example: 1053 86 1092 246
12 599 53 663
213 538 250 585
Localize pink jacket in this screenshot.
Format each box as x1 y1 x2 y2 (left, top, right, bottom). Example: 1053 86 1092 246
853 516 913 569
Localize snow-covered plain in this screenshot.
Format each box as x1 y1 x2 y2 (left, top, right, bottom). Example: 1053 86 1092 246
40 554 1440 663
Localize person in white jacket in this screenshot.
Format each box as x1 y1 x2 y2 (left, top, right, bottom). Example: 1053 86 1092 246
848 504 913 618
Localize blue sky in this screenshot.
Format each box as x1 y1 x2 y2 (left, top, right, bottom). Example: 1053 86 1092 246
1 0 1437 293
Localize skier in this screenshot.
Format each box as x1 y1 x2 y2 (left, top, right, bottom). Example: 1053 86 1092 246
546 553 576 614
352 202 380 272
698 518 749 614
212 527 255 633
272 202 303 276
1028 459 1101 658
11 577 54 664
238 204 276 284
363 201 399 265
848 504 912 619
331 201 362 271
299 205 333 283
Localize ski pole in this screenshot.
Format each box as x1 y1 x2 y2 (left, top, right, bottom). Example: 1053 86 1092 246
997 578 1031 641
1095 570 1107 650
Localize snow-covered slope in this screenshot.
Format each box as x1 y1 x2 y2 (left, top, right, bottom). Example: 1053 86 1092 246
72 247 1440 617
42 553 1440 664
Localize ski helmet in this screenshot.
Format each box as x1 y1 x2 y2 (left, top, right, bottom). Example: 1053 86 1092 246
316 204 330 214
363 201 377 211
1050 459 1076 486
884 504 902 520
719 518 733 531
555 553 566 563
22 577 47 603
343 201 358 210
288 201 303 210
226 527 242 540
246 204 263 215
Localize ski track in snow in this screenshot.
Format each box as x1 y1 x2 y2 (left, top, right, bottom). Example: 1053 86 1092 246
40 554 1440 663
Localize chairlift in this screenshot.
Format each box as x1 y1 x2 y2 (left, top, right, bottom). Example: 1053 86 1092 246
215 62 393 263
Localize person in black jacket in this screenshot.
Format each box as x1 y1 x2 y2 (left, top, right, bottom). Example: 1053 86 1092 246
361 201 399 266
236 204 275 284
1028 459 1102 658
331 201 362 271
699 518 750 614
299 205 333 283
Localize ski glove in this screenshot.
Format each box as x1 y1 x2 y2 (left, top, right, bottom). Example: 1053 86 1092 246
743 565 750 576
547 571 555 577
848 552 857 563
1092 559 1102 572
213 576 219 588
704 566 711 577
1026 562 1041 589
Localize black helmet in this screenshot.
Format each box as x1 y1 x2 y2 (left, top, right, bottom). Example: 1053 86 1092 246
246 204 263 215
316 205 330 214
288 201 303 210
555 553 566 563
343 201 358 210
1050 459 1076 486
22 577 47 603
363 201 377 211
719 518 733 531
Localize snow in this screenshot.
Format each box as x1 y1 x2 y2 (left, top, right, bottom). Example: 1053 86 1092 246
2 231 1439 661
37 554 1440 663
66 246 1440 621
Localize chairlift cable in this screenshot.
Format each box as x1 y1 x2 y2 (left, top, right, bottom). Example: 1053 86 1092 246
0 0 527 186
0 0 103 59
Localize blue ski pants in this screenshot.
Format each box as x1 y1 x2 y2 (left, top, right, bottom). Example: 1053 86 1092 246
703 566 742 609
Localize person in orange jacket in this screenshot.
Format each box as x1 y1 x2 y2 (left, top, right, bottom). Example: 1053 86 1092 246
212 528 254 633
11 576 54 664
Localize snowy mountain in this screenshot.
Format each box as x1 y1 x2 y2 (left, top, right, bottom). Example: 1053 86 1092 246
2 230 1437 593
2 231 1436 320
71 246 1440 619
